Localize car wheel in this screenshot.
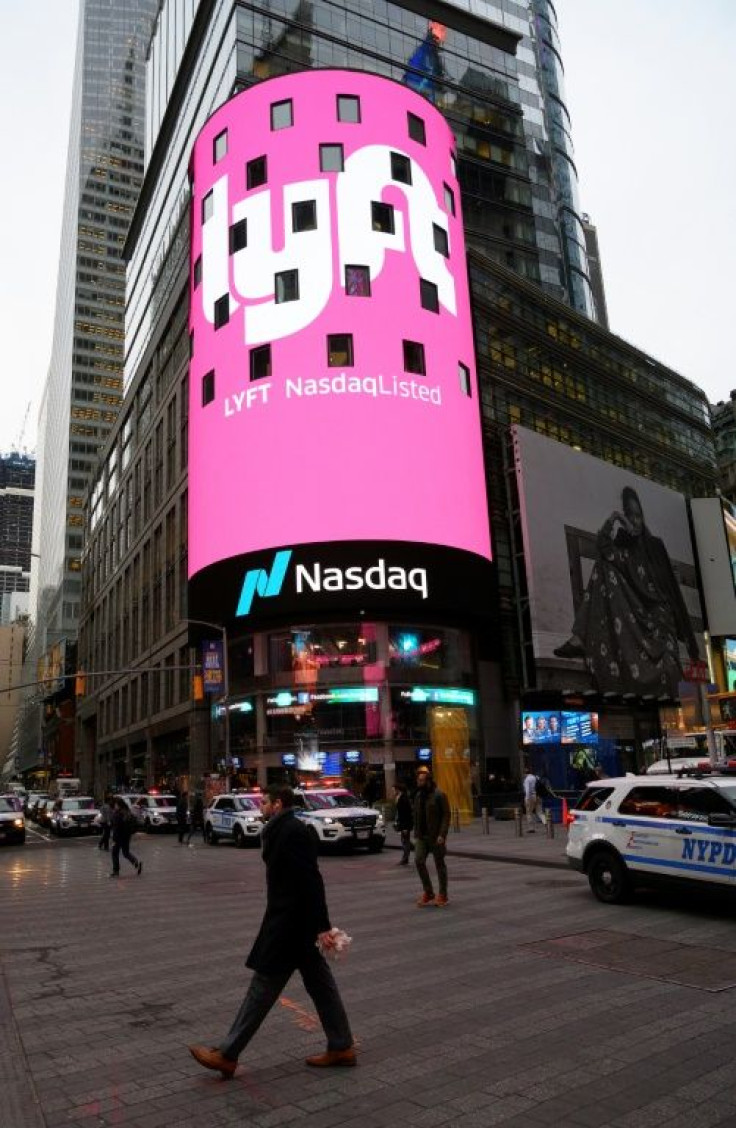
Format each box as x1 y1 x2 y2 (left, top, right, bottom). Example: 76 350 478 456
205 824 218 845
367 836 385 853
587 850 631 905
18 833 26 845
233 826 244 849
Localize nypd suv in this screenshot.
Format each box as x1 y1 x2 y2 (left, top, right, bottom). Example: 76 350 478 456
204 793 264 847
293 788 385 852
567 773 736 904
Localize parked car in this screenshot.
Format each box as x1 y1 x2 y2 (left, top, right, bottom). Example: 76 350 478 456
567 773 736 904
204 793 264 847
34 798 53 830
132 793 178 832
48 797 100 837
25 791 49 817
0 795 26 845
293 788 385 852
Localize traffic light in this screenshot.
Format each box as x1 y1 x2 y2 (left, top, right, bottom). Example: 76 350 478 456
74 671 86 698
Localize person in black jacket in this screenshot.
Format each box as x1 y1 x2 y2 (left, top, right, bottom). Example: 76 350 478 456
110 799 142 878
393 782 413 865
188 785 355 1078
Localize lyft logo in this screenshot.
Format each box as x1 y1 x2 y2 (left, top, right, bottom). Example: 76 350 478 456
199 144 456 346
235 550 292 617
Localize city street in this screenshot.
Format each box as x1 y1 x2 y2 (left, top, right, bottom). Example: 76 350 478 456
4 830 736 1128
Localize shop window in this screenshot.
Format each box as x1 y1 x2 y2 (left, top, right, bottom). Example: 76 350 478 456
403 340 425 375
246 155 267 189
459 362 471 397
270 99 293 130
433 223 449 257
275 269 299 303
229 218 247 253
292 200 317 231
443 182 455 216
420 279 439 313
250 344 271 381
407 112 426 145
371 201 394 233
345 265 371 297
391 152 412 185
337 95 361 123
202 370 215 407
327 334 354 367
214 294 229 329
213 129 228 162
320 143 344 172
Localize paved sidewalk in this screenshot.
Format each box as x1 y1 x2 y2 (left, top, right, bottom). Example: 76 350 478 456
386 814 570 869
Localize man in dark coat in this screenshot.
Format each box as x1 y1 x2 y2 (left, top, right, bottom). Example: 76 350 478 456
393 782 413 865
110 798 142 878
188 785 355 1078
412 766 451 907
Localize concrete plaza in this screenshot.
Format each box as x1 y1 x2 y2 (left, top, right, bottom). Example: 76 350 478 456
4 823 736 1128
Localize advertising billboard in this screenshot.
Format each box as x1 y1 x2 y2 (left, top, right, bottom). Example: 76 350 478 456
690 498 736 637
514 426 704 699
188 70 492 625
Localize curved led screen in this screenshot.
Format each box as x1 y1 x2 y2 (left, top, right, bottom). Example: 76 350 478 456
188 70 491 623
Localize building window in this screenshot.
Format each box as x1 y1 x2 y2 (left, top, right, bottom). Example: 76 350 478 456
292 200 317 232
443 182 455 216
214 294 229 329
327 334 354 367
345 265 371 297
407 112 426 145
371 201 395 233
450 151 457 176
403 340 425 375
229 218 247 253
193 255 202 287
320 143 344 172
337 94 360 123
390 152 412 184
270 99 293 130
420 279 439 313
202 191 213 223
247 155 267 189
189 331 194 359
202 370 215 406
433 223 449 257
213 129 228 162
250 344 271 381
275 270 299 303
459 363 471 397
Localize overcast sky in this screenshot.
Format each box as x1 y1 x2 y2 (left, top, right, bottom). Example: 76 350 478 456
0 0 733 455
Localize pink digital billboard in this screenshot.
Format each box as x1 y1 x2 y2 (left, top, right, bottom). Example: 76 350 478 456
188 70 492 623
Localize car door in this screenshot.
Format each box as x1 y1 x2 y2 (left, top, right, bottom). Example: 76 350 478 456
615 784 682 880
214 797 236 836
671 785 736 888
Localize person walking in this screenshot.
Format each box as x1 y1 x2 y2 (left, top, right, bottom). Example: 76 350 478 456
176 791 189 844
186 792 204 845
97 793 112 852
188 785 355 1078
523 767 546 832
110 798 142 877
392 782 413 865
412 766 451 907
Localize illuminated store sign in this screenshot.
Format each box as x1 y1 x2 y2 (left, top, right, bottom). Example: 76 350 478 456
266 686 379 714
401 687 476 706
188 70 493 627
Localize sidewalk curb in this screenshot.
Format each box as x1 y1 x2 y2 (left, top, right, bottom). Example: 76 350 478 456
385 841 570 871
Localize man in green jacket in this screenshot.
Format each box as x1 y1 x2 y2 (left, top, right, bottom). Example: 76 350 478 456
412 766 451 907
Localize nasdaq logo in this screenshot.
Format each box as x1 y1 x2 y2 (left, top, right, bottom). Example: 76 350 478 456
236 550 292 617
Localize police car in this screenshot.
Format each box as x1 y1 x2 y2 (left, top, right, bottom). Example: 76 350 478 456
204 793 264 847
567 773 736 903
0 795 26 845
132 793 179 832
293 788 386 852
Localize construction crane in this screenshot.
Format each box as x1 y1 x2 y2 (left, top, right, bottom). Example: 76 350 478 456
14 401 31 454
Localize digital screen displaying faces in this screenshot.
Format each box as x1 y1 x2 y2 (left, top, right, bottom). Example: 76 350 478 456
521 711 598 745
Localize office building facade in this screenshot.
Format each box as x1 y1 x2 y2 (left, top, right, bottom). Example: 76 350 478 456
21 0 157 773
0 454 35 626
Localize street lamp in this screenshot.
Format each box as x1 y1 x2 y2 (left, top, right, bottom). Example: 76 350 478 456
184 618 231 792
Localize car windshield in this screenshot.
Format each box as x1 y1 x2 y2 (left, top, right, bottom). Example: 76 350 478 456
144 797 175 808
0 798 19 813
303 792 360 810
714 785 736 809
234 797 260 811
62 799 96 811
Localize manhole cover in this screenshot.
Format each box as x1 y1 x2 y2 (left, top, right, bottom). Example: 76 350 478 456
526 930 736 992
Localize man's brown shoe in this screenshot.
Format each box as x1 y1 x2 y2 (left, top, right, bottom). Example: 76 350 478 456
305 1048 357 1068
188 1044 237 1079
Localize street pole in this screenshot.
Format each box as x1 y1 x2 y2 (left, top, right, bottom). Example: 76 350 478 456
222 624 231 793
